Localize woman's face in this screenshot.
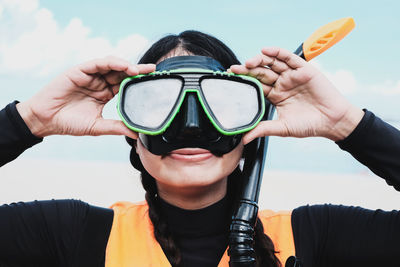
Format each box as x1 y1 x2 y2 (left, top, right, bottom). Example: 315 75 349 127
135 50 243 200
136 140 243 189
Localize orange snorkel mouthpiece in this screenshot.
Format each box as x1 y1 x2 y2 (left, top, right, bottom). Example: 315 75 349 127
295 17 355 61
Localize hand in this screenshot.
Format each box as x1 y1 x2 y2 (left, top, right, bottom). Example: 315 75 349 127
230 47 364 145
17 56 155 139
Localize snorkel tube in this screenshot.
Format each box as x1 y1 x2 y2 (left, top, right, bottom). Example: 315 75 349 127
228 17 356 267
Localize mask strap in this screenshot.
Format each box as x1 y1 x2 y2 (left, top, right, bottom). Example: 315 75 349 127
156 55 225 71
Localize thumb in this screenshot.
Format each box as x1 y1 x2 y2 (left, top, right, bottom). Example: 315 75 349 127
243 120 288 144
91 119 138 139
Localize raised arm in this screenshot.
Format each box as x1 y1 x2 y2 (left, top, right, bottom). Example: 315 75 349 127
230 47 400 187
0 101 42 166
0 56 155 167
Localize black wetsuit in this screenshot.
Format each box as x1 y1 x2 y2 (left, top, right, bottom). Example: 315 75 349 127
1 101 400 267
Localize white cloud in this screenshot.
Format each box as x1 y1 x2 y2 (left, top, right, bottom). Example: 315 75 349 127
370 80 400 95
0 0 149 77
310 60 358 95
311 60 400 97
0 0 39 14
324 69 357 95
309 60 400 123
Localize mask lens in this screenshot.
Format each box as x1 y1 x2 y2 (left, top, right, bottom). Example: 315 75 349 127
201 78 260 130
123 78 182 129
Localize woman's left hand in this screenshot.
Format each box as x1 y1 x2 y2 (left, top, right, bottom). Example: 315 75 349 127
230 47 364 145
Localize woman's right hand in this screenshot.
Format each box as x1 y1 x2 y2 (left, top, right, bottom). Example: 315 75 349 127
230 47 364 144
17 56 155 139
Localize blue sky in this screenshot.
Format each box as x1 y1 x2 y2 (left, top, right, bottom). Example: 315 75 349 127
0 0 399 173
38 0 400 81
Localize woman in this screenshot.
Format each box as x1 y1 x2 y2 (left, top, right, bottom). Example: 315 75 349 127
0 31 399 267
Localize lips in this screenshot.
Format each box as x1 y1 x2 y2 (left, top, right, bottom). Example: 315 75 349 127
168 148 213 162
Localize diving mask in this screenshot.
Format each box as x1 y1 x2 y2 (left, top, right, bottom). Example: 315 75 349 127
118 56 266 155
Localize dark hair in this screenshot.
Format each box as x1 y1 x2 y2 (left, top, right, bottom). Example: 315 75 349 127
138 30 240 68
128 30 281 267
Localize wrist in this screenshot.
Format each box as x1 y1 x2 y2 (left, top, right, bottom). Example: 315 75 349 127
327 105 365 142
16 102 50 137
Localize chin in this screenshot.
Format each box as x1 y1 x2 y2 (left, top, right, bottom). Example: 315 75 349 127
164 166 225 188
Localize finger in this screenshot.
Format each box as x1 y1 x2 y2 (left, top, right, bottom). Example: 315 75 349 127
104 71 129 85
111 84 121 98
91 119 138 139
74 59 155 92
229 65 275 97
79 56 127 74
97 63 155 84
248 67 279 85
230 65 278 91
80 56 146 76
245 54 289 74
107 64 156 96
262 84 274 98
230 65 278 84
80 88 114 103
110 83 132 98
242 120 289 144
229 64 250 74
123 63 156 77
136 64 156 74
261 47 304 69
65 69 108 91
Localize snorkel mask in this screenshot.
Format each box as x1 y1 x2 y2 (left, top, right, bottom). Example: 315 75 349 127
118 55 266 156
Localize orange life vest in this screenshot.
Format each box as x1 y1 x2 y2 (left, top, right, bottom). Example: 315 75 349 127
105 201 295 266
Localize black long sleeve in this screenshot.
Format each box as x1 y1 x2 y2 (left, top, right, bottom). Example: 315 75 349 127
0 103 114 266
0 101 42 167
0 200 113 267
292 205 400 267
336 110 400 190
291 110 400 267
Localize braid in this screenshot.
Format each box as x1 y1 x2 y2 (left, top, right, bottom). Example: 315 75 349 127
126 146 182 267
254 217 282 267
141 171 184 267
128 141 183 266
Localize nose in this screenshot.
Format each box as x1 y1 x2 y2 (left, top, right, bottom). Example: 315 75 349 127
179 92 204 137
162 91 220 142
